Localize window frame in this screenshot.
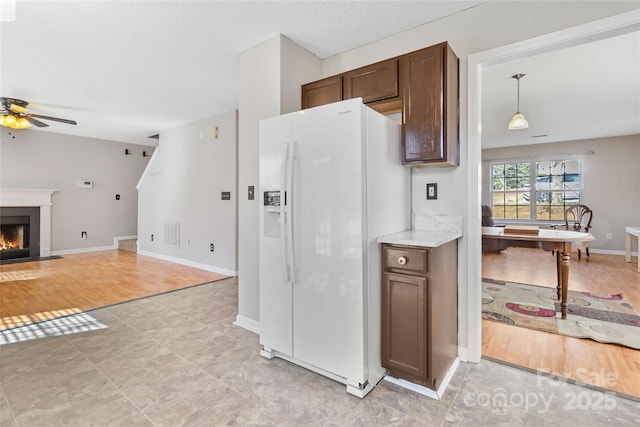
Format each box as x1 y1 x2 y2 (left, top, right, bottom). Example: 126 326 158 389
489 157 583 223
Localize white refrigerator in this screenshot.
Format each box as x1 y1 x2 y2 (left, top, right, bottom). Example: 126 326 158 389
258 98 410 397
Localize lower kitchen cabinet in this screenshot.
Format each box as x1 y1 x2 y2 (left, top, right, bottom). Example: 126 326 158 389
381 240 458 390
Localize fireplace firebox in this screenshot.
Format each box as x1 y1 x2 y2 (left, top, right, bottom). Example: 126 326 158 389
0 207 40 263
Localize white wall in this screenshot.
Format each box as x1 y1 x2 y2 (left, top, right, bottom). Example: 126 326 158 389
236 35 322 330
299 1 639 358
0 127 149 252
322 1 638 75
137 111 237 276
482 135 640 251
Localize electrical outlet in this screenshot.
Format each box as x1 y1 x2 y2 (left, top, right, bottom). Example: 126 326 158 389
151 234 154 242
606 233 613 240
210 243 214 252
81 231 87 239
426 183 437 200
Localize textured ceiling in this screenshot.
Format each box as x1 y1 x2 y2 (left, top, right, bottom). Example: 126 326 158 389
482 30 640 149
0 0 485 146
3 1 637 149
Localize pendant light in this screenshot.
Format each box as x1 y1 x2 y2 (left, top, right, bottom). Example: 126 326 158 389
508 73 529 130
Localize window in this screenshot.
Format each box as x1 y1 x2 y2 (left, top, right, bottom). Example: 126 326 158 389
491 159 582 221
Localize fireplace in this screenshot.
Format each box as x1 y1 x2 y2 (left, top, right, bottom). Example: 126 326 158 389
0 207 40 262
0 188 55 261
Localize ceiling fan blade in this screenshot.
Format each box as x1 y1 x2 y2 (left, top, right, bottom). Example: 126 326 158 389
26 117 49 127
1 97 29 110
9 104 28 114
28 113 77 125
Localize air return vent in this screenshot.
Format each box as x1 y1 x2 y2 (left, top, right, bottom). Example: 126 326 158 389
163 222 180 248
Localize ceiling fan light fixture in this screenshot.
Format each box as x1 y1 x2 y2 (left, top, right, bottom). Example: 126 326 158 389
4 114 17 125
16 117 31 128
0 114 32 129
1 97 77 129
508 73 529 130
10 103 27 114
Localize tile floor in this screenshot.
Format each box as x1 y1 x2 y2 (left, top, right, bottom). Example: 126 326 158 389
1 278 639 426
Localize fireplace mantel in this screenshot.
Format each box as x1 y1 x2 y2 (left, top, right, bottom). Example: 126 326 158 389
1 188 57 257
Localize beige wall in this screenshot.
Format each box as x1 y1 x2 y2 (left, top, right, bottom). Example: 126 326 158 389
233 2 639 355
137 111 238 276
482 134 640 252
236 35 322 329
0 127 150 252
315 1 638 358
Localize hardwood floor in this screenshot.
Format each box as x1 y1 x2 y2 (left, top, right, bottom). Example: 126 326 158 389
0 250 227 329
3 246 638 396
482 247 640 397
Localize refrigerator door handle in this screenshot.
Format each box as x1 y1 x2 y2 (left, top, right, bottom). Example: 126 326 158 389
285 142 296 283
280 142 291 282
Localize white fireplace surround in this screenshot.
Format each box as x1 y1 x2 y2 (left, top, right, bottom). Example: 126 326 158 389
1 188 56 257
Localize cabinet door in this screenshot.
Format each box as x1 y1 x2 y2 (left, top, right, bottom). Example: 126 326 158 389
301 75 343 109
381 271 428 382
400 43 459 166
343 59 398 104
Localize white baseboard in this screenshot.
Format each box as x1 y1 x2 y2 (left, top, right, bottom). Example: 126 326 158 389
589 248 637 256
114 235 137 244
458 346 468 363
52 245 117 255
51 235 138 256
233 315 260 334
136 249 237 277
383 357 460 400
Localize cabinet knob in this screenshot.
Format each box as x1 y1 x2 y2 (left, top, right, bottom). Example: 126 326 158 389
397 256 407 266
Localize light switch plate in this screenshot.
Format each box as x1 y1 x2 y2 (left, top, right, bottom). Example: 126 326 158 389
426 183 437 200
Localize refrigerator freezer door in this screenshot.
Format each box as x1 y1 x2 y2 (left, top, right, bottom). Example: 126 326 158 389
290 99 367 383
259 113 293 356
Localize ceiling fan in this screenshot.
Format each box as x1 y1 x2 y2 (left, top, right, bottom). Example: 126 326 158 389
0 97 77 129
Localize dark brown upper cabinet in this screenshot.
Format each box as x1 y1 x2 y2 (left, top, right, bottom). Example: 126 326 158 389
301 75 343 110
400 43 459 167
343 58 398 104
301 42 459 167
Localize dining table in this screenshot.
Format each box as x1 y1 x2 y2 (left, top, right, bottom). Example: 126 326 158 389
482 226 594 319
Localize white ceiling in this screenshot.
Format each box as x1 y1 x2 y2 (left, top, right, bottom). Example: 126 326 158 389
481 30 640 149
2 1 638 149
1 0 485 146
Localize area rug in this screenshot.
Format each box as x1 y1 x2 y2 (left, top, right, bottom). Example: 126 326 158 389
482 278 640 349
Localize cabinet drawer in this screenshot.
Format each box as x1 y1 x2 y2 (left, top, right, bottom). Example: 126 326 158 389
382 246 428 273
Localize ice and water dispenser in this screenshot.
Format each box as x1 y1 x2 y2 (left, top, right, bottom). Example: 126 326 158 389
263 191 284 238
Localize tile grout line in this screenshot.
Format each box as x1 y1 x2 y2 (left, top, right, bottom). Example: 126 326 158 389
101 280 261 418
66 327 159 427
439 361 473 427
0 381 20 427
144 318 267 406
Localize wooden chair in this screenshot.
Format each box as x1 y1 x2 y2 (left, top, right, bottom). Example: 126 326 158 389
560 204 593 259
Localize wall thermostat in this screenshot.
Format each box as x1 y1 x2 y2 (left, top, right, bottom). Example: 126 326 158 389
78 180 93 188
